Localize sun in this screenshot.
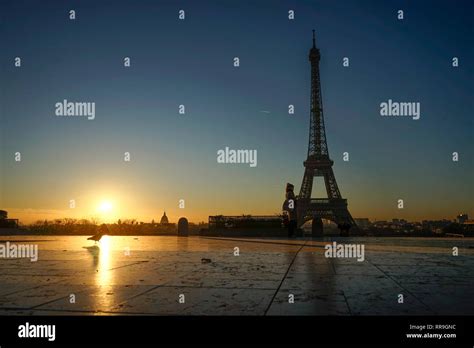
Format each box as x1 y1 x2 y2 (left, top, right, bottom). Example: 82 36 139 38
95 199 117 223
98 201 113 213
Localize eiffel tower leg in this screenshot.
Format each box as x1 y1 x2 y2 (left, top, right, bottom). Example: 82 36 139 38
299 168 314 199
323 168 342 199
311 217 323 237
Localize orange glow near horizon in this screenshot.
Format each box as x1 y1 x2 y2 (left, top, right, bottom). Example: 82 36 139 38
2 186 471 225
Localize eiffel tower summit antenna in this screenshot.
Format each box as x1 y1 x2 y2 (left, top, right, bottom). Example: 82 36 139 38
292 31 357 236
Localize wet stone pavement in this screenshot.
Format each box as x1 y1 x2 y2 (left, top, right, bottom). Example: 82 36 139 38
0 236 472 315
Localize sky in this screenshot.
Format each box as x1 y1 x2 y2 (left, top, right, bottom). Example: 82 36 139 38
1 0 473 224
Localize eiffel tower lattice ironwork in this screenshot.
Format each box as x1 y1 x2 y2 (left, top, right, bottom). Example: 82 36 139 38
296 30 357 236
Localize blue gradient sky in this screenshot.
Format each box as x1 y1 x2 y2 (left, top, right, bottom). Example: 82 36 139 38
1 0 473 223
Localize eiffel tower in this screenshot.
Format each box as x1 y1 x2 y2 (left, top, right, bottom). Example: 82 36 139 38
296 30 357 236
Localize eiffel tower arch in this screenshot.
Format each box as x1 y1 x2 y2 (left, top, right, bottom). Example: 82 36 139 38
294 31 357 236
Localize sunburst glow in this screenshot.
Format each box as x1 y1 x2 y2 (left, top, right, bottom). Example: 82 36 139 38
98 201 113 213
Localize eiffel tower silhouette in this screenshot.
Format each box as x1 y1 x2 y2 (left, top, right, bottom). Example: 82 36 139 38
295 30 357 236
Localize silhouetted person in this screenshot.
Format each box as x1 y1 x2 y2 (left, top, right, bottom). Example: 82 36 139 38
282 183 297 238
88 224 108 244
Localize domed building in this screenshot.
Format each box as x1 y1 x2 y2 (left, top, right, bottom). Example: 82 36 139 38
160 211 169 225
151 211 175 235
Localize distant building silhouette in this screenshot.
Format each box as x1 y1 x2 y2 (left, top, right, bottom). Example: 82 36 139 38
354 218 371 229
207 215 285 237
0 210 19 228
457 213 468 224
178 217 189 236
160 211 169 225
